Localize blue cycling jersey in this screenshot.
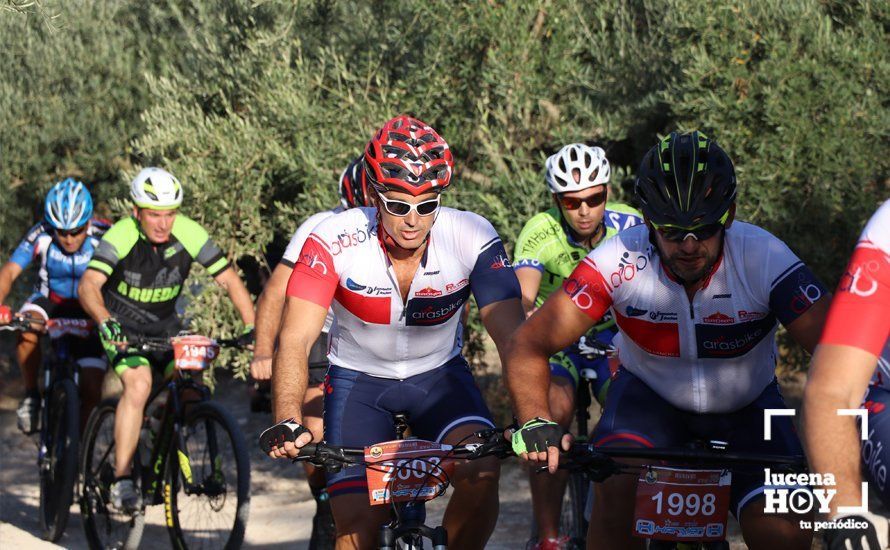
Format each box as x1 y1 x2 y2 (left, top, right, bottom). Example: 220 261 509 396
9 220 109 301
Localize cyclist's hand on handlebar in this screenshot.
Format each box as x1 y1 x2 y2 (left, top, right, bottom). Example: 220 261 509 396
259 418 312 459
98 318 127 360
511 417 573 474
250 355 272 381
823 512 888 550
237 324 255 350
0 304 11 324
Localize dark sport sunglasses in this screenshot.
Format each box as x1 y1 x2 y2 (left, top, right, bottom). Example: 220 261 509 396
650 211 730 243
55 225 88 238
558 189 607 210
377 194 440 217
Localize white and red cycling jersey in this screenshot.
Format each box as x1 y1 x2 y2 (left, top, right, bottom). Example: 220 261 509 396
565 222 826 413
820 200 890 389
281 207 344 333
286 207 521 379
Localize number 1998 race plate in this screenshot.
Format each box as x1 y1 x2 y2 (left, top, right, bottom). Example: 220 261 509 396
633 467 732 542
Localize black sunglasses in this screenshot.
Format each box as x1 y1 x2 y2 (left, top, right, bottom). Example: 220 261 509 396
558 190 607 210
55 225 88 238
651 222 724 243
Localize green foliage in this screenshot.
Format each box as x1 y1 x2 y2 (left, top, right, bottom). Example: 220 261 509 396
2 0 887 377
0 0 149 255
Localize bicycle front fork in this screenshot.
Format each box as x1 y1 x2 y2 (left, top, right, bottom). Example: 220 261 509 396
379 524 447 550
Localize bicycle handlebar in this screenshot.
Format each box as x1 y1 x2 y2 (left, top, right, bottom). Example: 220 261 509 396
557 442 808 481
259 426 513 471
126 334 246 352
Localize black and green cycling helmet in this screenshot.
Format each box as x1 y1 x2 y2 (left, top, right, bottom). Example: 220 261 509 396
635 131 737 228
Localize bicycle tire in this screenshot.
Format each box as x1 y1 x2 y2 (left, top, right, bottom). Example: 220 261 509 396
80 398 145 550
165 400 250 549
559 471 589 549
39 378 80 542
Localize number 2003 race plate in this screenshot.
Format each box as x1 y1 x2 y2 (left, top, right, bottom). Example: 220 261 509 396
364 439 456 506
633 467 732 542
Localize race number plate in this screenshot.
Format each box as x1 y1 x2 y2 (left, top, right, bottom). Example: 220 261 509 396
633 467 731 542
171 335 219 371
364 439 455 506
46 318 94 339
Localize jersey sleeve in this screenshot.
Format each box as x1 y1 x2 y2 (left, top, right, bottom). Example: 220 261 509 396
462 213 521 308
8 223 44 269
512 214 550 273
286 232 339 308
87 218 140 276
173 215 230 277
562 251 613 321
281 211 333 268
821 203 890 355
753 228 828 326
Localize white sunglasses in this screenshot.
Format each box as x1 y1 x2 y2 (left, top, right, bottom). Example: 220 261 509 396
376 194 440 217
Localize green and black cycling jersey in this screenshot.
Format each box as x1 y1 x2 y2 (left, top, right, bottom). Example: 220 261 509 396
513 203 642 331
86 215 229 333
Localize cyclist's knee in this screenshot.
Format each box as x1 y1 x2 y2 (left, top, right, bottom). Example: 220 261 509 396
739 500 812 549
330 493 387 538
592 475 635 523
453 455 500 492
548 377 575 427
120 368 152 402
17 329 39 348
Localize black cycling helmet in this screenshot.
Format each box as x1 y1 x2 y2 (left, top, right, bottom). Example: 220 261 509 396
338 155 372 209
635 131 737 227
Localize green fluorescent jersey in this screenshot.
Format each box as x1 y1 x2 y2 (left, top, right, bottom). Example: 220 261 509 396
513 203 642 316
87 214 229 330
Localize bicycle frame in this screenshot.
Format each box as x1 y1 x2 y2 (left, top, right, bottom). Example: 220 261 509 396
138 371 212 505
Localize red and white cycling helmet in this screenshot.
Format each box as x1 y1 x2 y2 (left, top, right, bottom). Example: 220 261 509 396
364 115 454 196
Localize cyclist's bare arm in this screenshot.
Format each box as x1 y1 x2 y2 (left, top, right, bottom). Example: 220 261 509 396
78 269 113 323
0 261 23 305
271 295 327 458
250 262 292 379
784 294 831 354
213 266 256 327
478 297 525 360
515 267 542 316
803 343 877 512
505 289 595 424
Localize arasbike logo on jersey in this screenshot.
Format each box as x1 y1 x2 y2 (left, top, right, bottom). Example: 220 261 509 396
406 287 470 326
608 252 648 289
696 316 773 358
330 227 372 255
489 253 511 270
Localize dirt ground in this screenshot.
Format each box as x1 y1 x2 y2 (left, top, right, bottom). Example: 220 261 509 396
0 363 819 549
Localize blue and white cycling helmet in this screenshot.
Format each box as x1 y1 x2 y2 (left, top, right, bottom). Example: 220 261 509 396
44 178 93 230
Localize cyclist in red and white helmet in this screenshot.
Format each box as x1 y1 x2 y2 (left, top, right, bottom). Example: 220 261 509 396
251 154 370 549
265 115 524 549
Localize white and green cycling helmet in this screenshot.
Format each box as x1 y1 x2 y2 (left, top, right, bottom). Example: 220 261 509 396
130 167 183 210
545 144 611 194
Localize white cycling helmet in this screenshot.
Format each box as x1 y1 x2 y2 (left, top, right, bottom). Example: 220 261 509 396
130 167 183 210
545 144 611 194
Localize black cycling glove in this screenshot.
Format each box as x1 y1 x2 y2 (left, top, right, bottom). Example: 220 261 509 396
512 417 563 455
259 418 310 454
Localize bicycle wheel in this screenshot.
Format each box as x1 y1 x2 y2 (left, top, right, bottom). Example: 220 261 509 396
39 378 80 542
80 398 145 550
166 400 250 549
559 471 589 549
